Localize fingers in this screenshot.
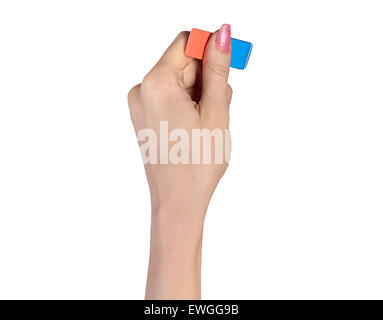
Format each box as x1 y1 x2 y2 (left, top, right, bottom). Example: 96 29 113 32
142 31 192 88
183 59 202 89
156 31 193 70
200 24 232 117
141 32 195 105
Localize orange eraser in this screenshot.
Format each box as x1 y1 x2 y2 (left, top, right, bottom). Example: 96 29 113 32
185 28 212 60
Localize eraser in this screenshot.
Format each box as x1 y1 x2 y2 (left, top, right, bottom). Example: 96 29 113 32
184 28 212 60
230 38 253 69
185 28 253 70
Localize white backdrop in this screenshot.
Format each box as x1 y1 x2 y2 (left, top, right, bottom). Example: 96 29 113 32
0 0 382 299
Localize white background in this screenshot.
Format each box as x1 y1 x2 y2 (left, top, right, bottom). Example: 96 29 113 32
0 0 382 299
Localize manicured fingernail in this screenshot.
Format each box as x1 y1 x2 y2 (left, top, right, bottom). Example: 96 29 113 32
216 24 231 52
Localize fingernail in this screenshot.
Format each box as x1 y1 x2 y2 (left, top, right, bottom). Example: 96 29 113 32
216 24 231 52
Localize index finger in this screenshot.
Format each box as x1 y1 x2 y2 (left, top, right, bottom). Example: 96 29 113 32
155 31 193 70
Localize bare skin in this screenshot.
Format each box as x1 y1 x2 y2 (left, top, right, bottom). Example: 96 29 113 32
128 25 232 299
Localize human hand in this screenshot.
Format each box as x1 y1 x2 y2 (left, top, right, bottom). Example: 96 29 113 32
128 24 232 299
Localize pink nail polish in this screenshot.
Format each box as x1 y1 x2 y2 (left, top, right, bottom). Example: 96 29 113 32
216 24 231 52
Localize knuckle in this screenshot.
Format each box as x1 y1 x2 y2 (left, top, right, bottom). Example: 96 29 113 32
141 76 163 99
127 84 141 109
206 62 229 79
141 72 156 90
141 68 176 104
176 31 189 41
227 84 233 95
227 84 233 103
142 68 166 91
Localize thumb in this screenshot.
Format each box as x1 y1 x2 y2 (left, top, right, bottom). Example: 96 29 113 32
200 24 231 116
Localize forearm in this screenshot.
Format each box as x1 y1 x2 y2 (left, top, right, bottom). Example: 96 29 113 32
145 205 206 300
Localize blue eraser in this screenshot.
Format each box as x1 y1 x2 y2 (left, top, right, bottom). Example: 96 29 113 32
230 38 253 69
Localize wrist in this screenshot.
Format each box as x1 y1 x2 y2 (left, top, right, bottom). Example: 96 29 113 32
146 206 205 300
150 204 206 250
